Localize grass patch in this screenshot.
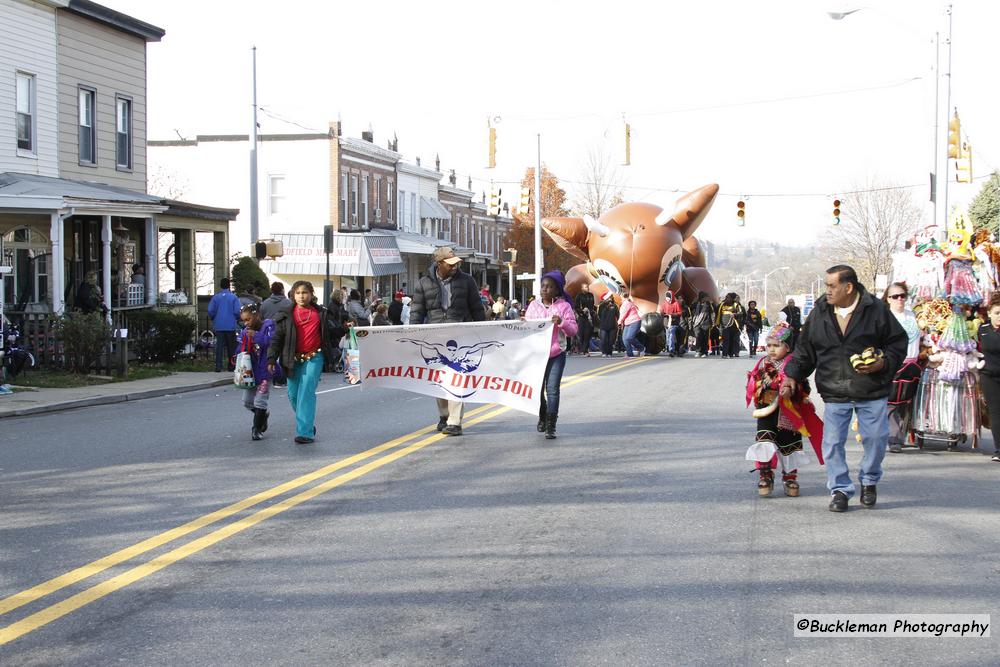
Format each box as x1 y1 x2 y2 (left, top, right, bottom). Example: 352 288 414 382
9 355 217 388
13 370 108 389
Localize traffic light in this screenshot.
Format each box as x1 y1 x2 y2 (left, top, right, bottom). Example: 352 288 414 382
833 199 841 225
323 224 334 254
736 200 745 226
519 187 531 215
488 186 502 216
254 241 267 260
501 248 517 264
623 122 631 166
947 110 961 159
488 124 497 169
956 141 973 183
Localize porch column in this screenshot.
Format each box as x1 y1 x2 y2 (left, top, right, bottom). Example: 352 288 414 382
101 215 112 321
144 216 157 305
49 213 65 315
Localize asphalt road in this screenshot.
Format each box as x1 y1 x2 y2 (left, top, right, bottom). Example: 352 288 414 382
1 354 998 665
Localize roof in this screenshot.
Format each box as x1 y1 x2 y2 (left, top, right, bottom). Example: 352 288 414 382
66 0 165 41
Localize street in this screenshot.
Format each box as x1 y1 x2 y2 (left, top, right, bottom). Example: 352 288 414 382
1 355 998 665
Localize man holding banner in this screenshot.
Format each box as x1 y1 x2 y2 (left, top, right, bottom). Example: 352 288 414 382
408 247 488 436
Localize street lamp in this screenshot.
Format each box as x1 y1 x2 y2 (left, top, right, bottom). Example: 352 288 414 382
828 5 952 231
763 266 790 321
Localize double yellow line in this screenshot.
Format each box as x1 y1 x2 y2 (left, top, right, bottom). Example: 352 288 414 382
0 356 647 646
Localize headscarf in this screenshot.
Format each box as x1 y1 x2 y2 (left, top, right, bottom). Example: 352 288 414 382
766 321 794 347
541 270 572 304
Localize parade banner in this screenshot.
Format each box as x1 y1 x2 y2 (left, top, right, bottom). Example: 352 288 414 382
353 320 553 414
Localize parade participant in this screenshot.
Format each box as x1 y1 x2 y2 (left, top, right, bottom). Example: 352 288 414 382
267 281 336 444
260 282 292 322
618 291 645 357
716 292 743 358
883 282 923 454
977 297 1000 463
781 265 907 512
525 271 579 439
676 294 692 356
659 290 682 357
745 300 763 358
409 246 487 436
781 298 803 350
745 322 824 497
597 292 619 358
237 304 275 441
207 278 242 373
388 291 405 325
692 291 715 358
574 283 596 356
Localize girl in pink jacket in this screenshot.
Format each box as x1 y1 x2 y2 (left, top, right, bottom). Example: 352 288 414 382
525 270 579 439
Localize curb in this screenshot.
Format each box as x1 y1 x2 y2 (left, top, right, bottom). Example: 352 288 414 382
0 378 233 419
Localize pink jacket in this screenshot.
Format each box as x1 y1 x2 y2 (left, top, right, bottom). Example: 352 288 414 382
618 298 640 326
525 297 579 357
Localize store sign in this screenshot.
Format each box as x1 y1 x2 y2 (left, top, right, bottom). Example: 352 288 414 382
370 247 402 264
283 246 361 263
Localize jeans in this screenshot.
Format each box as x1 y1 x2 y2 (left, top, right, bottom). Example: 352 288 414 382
539 352 567 415
622 321 645 357
821 398 889 498
243 379 271 411
747 329 759 355
287 353 324 438
577 321 593 354
214 330 237 371
666 325 678 353
599 329 615 356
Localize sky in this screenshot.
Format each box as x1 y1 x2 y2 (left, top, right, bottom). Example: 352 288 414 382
104 0 999 247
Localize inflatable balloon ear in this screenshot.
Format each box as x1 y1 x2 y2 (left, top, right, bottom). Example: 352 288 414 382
542 185 720 316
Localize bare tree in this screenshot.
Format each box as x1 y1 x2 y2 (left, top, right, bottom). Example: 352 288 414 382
570 144 626 218
147 165 188 201
825 177 923 288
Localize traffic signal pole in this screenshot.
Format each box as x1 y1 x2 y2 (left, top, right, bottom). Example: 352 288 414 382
534 134 542 300
249 47 259 263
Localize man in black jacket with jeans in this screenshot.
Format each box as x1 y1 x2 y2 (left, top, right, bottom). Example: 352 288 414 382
409 246 486 436
781 265 907 513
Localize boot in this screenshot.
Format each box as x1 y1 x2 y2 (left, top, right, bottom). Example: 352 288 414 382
544 413 558 439
260 410 269 433
251 408 265 441
757 466 774 496
537 404 547 433
782 471 800 497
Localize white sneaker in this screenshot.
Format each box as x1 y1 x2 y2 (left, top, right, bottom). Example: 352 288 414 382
992 454 1000 462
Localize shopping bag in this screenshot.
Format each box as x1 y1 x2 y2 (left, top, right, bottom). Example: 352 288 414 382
233 336 256 388
345 328 362 385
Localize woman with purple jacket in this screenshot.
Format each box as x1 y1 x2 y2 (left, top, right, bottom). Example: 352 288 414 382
525 270 579 439
237 304 275 440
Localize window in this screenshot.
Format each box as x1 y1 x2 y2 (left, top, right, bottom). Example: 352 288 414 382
116 96 132 169
361 175 369 225
195 231 216 296
350 175 358 227
2 227 49 305
410 193 417 233
374 176 382 211
464 216 470 246
78 87 96 164
340 173 348 226
269 175 286 215
16 72 35 153
386 179 394 223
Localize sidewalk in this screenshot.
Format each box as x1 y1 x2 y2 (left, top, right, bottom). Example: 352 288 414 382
0 372 232 419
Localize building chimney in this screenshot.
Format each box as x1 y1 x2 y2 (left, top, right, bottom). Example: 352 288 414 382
361 123 374 143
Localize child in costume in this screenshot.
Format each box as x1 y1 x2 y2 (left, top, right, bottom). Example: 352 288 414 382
236 303 276 441
745 322 825 497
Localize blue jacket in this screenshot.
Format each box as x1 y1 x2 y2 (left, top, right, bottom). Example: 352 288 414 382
208 289 241 331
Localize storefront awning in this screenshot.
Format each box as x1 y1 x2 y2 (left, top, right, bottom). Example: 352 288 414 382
265 232 404 277
419 196 451 220
377 229 452 255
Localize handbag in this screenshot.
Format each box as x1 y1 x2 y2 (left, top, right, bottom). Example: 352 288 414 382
345 328 362 385
233 335 256 388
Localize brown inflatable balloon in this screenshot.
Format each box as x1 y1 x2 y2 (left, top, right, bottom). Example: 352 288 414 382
542 184 720 315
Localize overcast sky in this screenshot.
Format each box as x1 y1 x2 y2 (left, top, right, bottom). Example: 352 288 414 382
104 0 998 247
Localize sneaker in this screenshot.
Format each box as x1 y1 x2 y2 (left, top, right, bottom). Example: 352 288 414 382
888 442 902 453
294 436 314 444
436 417 448 432
442 425 462 436
991 454 1000 462
860 485 877 508
829 491 848 513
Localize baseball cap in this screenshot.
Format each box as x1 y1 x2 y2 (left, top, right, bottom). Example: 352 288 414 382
433 247 462 265
394 291 404 299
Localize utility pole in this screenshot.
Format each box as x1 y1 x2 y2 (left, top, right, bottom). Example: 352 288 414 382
941 4 953 234
533 134 542 299
249 46 260 262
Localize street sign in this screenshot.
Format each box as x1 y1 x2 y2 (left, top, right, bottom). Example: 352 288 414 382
516 273 536 281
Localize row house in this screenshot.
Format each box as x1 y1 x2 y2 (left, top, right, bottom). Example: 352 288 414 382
0 0 237 331
438 172 513 294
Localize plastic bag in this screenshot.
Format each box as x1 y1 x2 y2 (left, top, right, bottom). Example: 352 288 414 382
234 351 255 388
345 328 361 385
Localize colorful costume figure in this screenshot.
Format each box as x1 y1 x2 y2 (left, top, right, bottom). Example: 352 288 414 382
744 323 825 497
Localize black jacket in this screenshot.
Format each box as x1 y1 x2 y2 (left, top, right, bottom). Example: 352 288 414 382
326 299 348 343
409 265 486 324
979 323 1000 378
781 305 803 330
575 292 596 319
597 300 619 331
784 289 907 403
267 304 337 375
745 308 763 332
387 299 404 325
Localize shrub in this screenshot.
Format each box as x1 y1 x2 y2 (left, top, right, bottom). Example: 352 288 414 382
231 256 269 296
54 312 112 374
129 310 197 362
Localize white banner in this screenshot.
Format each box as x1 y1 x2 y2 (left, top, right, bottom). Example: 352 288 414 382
354 320 553 414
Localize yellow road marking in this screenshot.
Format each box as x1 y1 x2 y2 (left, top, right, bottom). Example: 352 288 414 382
0 356 647 644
